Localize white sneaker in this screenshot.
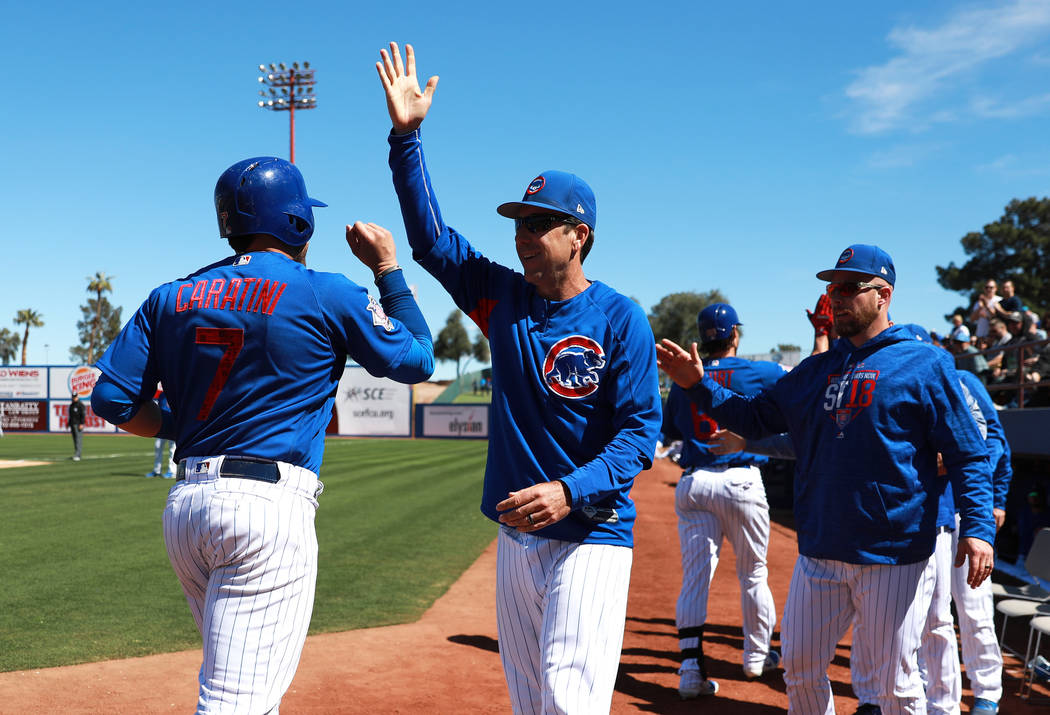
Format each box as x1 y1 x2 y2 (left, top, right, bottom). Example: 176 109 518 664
743 649 781 679
678 667 718 698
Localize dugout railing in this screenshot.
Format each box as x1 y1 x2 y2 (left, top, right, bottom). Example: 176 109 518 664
962 337 1050 409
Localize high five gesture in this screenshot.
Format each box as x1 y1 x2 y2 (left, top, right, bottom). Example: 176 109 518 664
377 42 438 134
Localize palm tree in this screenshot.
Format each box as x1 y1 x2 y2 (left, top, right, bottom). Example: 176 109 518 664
0 328 19 365
86 272 114 363
14 309 44 366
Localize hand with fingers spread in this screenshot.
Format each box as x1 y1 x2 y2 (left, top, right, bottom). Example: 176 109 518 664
497 481 572 532
655 338 704 389
806 293 834 337
345 221 398 277
376 42 439 134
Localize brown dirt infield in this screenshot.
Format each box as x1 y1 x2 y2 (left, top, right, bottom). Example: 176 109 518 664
1 457 1044 713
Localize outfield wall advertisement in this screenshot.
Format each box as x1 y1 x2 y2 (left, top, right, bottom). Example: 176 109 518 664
331 367 413 437
1 364 414 436
0 365 116 433
415 404 490 439
0 366 48 399
0 400 48 431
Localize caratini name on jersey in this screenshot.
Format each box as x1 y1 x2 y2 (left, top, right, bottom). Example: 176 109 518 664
175 277 287 316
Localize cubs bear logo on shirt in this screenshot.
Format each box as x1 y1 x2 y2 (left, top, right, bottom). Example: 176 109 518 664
543 335 606 399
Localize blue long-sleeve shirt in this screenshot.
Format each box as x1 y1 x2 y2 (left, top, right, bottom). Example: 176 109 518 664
388 129 661 546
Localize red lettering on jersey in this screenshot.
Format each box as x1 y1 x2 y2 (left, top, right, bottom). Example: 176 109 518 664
689 403 719 440
237 277 258 311
264 283 287 314
219 279 241 310
175 283 193 312
204 279 225 309
467 298 498 338
251 280 275 312
189 280 208 310
708 369 735 388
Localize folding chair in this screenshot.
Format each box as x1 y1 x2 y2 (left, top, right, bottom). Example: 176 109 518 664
1021 613 1050 700
995 527 1050 660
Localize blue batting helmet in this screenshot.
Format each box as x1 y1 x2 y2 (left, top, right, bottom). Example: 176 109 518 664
214 157 327 247
698 303 741 343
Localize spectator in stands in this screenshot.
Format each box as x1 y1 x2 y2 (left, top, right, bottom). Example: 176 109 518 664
970 280 1001 339
948 328 989 381
984 319 1012 373
948 314 969 344
994 279 1023 316
1025 310 1046 342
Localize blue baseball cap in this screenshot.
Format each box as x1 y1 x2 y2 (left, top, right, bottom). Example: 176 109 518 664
496 170 596 229
816 244 896 285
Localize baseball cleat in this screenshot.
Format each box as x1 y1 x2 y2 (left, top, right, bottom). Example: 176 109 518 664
972 698 998 713
743 649 781 679
145 471 160 478
163 472 175 479
852 705 882 715
677 668 718 698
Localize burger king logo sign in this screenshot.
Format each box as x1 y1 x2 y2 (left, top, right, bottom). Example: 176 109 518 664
68 366 99 398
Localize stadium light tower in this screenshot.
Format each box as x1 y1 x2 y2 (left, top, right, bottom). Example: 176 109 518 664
257 61 317 163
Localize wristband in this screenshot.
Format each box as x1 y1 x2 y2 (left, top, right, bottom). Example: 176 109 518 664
375 265 402 282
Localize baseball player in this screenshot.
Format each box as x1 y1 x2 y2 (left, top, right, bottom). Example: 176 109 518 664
92 156 434 713
376 42 662 714
921 368 1010 715
660 303 786 698
148 389 176 478
656 244 996 714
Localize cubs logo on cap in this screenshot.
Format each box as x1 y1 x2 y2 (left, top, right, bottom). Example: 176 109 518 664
816 244 896 285
496 170 597 229
542 335 606 399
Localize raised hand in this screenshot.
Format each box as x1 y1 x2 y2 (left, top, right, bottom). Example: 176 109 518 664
655 338 704 388
376 42 438 134
346 221 398 277
807 293 833 337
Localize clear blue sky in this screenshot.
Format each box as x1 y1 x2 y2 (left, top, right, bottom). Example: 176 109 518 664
4 0 1050 378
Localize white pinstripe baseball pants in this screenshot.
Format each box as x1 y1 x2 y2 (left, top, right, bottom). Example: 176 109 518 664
163 456 322 715
949 514 1002 703
674 465 775 672
783 554 935 715
914 529 962 714
495 526 632 715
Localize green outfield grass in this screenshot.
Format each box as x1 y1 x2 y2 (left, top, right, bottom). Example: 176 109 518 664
0 434 491 672
452 391 493 403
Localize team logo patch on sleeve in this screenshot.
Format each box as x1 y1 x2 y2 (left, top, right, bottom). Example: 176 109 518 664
366 295 394 332
542 335 606 399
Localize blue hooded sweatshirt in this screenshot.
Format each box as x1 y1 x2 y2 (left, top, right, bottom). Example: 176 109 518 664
685 324 995 564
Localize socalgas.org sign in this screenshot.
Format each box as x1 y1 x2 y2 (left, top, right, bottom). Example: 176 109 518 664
332 367 412 437
416 404 490 439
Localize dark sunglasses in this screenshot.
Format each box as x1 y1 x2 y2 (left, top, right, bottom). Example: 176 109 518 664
514 214 581 235
825 281 885 298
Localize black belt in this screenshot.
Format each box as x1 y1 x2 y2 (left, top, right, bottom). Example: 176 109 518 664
936 525 953 534
175 456 281 483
